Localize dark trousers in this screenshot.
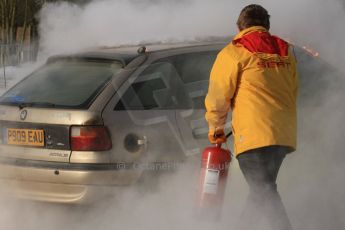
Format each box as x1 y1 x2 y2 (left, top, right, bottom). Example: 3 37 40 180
236 146 293 230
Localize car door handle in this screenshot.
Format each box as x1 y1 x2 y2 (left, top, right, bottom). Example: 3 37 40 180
192 127 208 139
192 128 233 139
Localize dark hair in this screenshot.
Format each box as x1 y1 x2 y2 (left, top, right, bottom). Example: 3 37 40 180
236 4 270 31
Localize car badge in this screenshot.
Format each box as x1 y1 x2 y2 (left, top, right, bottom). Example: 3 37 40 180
20 110 28 121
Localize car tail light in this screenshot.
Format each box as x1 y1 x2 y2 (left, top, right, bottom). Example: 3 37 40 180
70 126 112 151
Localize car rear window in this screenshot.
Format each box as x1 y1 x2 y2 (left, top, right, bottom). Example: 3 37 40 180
0 59 123 109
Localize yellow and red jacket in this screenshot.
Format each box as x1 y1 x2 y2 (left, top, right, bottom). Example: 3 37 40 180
205 26 298 156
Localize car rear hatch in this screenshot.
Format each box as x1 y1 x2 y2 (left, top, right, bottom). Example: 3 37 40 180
0 57 123 164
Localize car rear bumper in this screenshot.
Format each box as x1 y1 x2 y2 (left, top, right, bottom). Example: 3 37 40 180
0 160 142 203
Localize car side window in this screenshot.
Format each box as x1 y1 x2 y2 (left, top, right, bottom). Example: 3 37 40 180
114 51 218 110
174 51 217 109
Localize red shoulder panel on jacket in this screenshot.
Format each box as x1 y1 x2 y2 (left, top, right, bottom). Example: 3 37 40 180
234 31 289 56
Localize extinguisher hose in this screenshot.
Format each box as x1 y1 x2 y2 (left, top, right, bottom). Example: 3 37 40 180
225 132 234 158
225 131 233 138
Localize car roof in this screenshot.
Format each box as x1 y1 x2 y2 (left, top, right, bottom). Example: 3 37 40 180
47 39 230 66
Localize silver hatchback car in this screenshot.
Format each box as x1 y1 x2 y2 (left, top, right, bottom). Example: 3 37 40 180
0 41 340 203
0 42 226 203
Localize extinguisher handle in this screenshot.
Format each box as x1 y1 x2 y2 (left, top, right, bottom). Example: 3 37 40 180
215 132 232 148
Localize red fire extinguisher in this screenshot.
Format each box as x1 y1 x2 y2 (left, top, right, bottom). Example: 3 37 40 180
197 132 232 221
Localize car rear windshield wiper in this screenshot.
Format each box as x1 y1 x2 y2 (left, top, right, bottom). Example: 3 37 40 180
17 102 57 109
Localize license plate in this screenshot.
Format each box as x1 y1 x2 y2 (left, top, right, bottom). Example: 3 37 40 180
7 128 45 147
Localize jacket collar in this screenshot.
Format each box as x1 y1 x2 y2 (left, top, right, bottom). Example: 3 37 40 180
233 26 268 41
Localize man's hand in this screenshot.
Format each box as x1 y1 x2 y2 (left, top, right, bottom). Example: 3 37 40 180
208 129 227 144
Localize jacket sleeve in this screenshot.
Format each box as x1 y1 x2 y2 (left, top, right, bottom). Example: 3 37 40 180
205 48 240 134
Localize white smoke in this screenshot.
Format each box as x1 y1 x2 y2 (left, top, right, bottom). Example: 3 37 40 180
38 0 345 72
38 0 235 56
0 62 42 96
1 0 345 230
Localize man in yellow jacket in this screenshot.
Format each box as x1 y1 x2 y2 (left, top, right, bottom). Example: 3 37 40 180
205 4 298 230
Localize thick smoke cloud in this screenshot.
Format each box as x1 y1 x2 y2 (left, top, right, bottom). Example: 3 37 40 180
1 0 345 230
38 0 234 56
38 0 345 72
